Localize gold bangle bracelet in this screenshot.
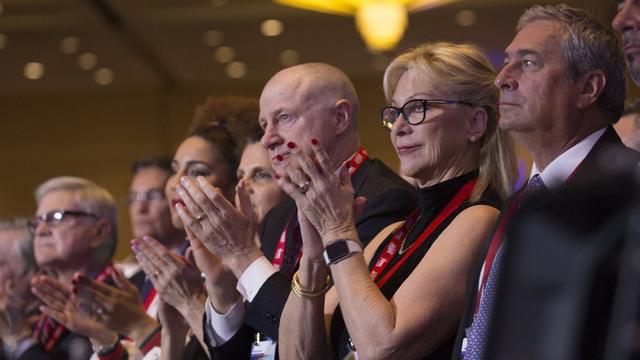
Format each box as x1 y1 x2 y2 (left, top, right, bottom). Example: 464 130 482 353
291 270 330 299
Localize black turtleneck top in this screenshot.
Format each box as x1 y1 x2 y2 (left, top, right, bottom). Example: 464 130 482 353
330 170 502 360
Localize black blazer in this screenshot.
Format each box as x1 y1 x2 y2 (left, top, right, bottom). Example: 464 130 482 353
208 157 419 359
452 127 640 360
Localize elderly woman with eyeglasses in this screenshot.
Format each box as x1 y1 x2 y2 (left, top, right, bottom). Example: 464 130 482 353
276 42 517 359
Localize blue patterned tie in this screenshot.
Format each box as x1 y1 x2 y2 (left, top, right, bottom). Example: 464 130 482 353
463 174 546 359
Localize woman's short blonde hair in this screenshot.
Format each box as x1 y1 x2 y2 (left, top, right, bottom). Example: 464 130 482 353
383 42 517 201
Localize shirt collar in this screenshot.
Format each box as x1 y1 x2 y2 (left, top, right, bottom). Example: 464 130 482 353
530 127 606 189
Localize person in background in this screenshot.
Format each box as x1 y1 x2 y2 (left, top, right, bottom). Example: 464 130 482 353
277 42 516 359
29 176 122 359
236 130 288 239
456 5 637 359
0 218 46 360
175 63 419 359
132 96 264 359
614 100 640 151
121 155 186 315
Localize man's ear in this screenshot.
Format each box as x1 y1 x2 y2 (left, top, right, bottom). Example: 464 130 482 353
89 219 111 249
334 99 353 136
467 106 488 142
577 69 606 110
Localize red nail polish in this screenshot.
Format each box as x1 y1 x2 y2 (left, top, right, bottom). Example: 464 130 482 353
276 154 284 161
287 141 296 149
275 174 281 179
72 286 78 294
311 138 318 145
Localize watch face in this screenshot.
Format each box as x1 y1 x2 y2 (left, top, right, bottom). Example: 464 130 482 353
325 240 349 261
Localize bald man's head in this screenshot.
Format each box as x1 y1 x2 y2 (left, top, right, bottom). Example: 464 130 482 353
264 63 359 126
259 63 361 167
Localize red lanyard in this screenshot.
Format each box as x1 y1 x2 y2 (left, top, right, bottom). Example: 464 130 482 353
34 263 116 351
143 288 157 311
371 177 478 289
473 190 524 314
472 165 582 314
272 147 369 269
272 214 300 271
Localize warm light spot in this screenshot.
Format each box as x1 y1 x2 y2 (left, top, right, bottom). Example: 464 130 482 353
261 19 284 37
214 46 235 63
356 3 407 52
226 61 247 79
455 10 477 27
203 30 223 47
78 52 98 70
94 68 114 85
278 49 300 67
24 62 44 80
60 37 80 54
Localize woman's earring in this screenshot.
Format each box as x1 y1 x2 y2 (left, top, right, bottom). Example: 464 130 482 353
470 136 477 142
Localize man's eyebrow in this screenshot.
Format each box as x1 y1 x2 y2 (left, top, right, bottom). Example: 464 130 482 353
504 49 539 60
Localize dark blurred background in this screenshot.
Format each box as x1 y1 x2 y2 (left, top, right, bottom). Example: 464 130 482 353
0 0 627 259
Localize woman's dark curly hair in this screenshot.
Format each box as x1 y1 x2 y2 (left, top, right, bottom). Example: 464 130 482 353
187 96 262 184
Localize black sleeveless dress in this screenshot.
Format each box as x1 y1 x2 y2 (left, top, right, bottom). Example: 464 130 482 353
330 170 501 359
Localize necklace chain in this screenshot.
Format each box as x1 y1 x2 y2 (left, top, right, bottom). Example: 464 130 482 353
398 214 422 255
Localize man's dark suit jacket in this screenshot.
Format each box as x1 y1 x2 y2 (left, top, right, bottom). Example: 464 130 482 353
207 156 418 359
452 126 640 360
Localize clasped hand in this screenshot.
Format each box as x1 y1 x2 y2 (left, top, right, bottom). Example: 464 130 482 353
275 140 358 244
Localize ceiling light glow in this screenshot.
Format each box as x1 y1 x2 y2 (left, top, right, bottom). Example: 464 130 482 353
455 9 476 27
261 19 284 37
279 49 300 67
24 62 44 80
60 37 80 54
78 52 98 70
226 61 247 79
203 30 224 47
94 68 114 85
214 46 235 63
275 0 458 51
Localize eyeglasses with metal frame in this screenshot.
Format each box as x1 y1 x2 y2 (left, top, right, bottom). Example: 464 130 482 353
29 209 100 232
380 99 473 131
124 189 166 206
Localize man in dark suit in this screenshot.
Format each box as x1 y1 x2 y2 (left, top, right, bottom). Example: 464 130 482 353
191 63 418 358
454 4 636 360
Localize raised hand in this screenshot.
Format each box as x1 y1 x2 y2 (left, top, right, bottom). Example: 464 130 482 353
30 275 117 346
275 139 358 243
132 236 205 313
71 269 157 340
174 176 263 277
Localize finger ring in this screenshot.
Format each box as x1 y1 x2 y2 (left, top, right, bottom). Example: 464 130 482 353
196 213 207 222
95 306 104 316
297 181 310 194
152 271 160 279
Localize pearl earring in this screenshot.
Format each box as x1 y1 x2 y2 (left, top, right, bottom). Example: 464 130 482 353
470 136 477 142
